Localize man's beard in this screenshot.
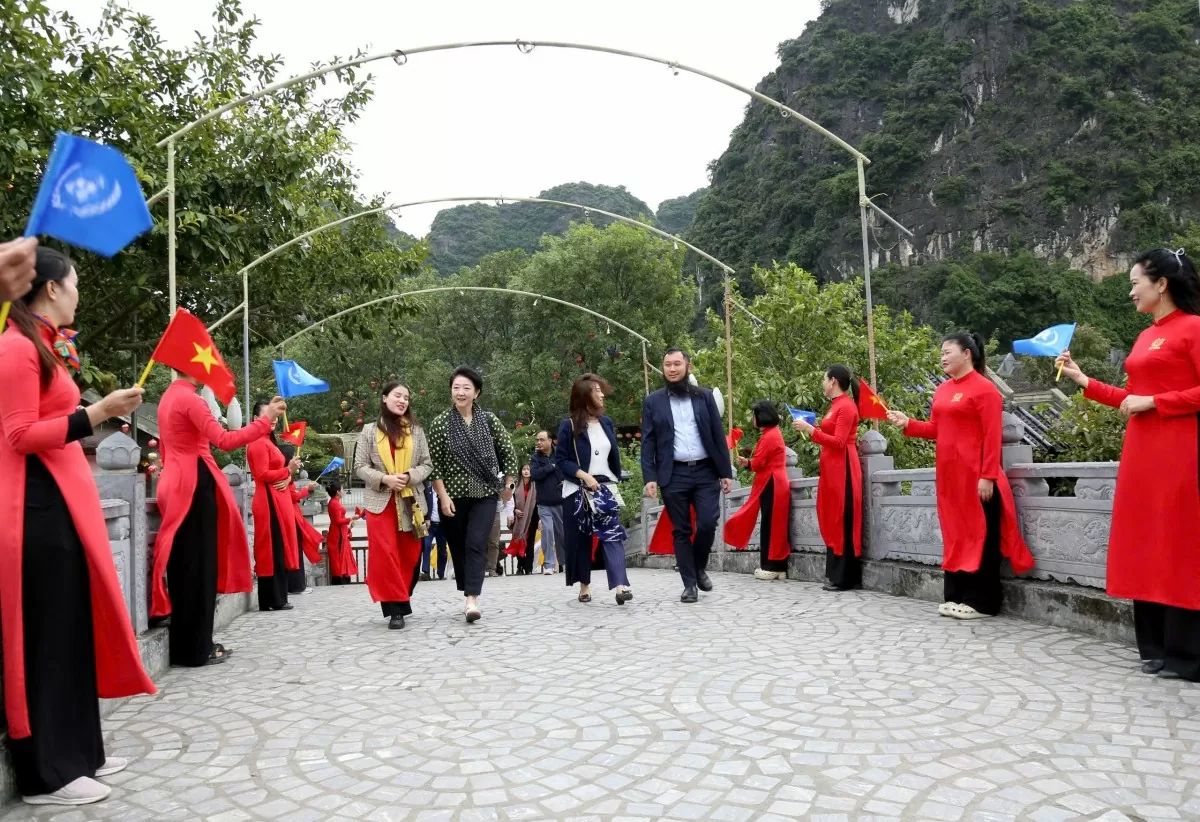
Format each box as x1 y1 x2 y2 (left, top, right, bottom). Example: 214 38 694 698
665 373 691 395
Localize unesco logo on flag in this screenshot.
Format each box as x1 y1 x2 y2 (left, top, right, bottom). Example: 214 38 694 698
50 163 123 219
1033 327 1060 346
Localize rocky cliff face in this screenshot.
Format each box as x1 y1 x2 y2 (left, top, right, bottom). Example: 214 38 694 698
688 0 1200 282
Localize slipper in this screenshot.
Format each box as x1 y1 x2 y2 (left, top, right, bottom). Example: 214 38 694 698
213 644 233 658
948 604 992 620
578 593 592 603
937 602 958 617
204 649 229 665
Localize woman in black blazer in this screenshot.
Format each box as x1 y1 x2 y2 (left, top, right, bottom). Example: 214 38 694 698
555 374 633 605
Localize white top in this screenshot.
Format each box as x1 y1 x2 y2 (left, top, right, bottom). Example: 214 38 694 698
669 392 706 461
562 421 614 498
496 495 514 519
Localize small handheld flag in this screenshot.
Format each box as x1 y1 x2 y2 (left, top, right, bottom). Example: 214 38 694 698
785 406 817 425
144 308 238 403
725 426 744 451
280 421 307 448
316 456 344 481
2 131 155 329
272 360 330 399
1012 323 1076 381
857 379 890 421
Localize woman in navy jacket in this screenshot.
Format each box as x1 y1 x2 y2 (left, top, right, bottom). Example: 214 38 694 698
555 373 633 605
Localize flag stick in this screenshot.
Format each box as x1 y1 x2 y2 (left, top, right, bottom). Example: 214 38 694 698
137 359 155 388
1055 362 1064 382
0 302 9 329
283 409 289 430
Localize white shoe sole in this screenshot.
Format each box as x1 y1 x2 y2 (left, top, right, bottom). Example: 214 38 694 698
950 607 992 620
24 780 112 806
95 758 129 777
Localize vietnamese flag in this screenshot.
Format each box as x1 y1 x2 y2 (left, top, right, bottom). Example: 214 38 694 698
148 308 237 404
858 378 890 420
280 421 307 448
726 426 744 451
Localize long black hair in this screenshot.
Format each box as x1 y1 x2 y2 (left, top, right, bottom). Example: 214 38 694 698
1134 248 1200 316
252 399 279 444
943 332 987 375
378 380 417 443
10 247 74 389
325 479 342 497
825 364 860 403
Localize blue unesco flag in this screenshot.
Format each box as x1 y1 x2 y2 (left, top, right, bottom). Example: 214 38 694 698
316 457 345 481
785 405 817 425
25 132 153 257
1013 323 1076 357
272 360 330 398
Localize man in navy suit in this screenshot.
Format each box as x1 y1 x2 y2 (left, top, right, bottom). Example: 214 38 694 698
641 348 734 602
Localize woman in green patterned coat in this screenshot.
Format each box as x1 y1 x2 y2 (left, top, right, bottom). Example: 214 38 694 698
427 366 519 623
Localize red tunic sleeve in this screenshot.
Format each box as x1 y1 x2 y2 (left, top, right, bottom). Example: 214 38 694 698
977 384 1003 481
1153 326 1200 416
904 413 938 440
1083 378 1128 409
248 439 290 484
810 402 855 450
185 394 271 451
292 486 311 502
0 335 69 454
328 498 350 527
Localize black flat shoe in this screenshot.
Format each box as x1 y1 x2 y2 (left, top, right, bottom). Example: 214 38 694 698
388 615 405 630
1157 669 1183 680
1142 659 1165 674
681 586 698 603
269 604 294 611
697 571 713 592
617 590 633 604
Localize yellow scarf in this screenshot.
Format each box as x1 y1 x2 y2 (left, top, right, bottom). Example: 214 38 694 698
375 425 425 530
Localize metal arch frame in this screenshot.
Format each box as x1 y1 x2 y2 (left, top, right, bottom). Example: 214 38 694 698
274 286 663 399
208 195 738 422
154 38 913 403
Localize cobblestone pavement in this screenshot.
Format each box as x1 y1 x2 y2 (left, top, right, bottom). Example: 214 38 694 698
4 569 1199 821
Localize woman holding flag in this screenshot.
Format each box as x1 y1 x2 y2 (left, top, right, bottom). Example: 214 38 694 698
150 309 287 667
0 247 156 805
279 442 322 595
886 333 1033 618
794 366 865 590
248 400 301 612
724 401 791 580
324 480 360 584
1056 248 1200 681
354 381 434 630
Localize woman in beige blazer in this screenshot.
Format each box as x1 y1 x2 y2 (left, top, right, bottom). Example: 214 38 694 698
353 381 433 630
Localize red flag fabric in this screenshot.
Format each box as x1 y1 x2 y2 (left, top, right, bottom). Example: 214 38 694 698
280 421 307 448
726 427 744 450
149 308 237 404
858 378 890 421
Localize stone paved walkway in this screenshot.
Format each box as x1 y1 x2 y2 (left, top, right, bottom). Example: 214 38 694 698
4 569 1199 821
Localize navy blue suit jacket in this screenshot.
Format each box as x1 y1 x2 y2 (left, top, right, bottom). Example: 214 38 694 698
640 386 733 488
555 416 622 483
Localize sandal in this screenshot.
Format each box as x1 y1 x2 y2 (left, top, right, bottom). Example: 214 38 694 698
578 593 592 603
205 647 230 665
213 644 233 658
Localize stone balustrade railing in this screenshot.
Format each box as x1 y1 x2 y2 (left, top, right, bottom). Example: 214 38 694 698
631 414 1130 643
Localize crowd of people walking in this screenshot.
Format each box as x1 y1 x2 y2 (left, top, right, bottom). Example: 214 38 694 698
1 237 1198 808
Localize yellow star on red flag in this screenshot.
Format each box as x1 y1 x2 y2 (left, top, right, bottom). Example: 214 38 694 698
190 342 220 374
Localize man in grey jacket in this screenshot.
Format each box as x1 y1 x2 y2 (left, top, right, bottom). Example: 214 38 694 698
529 430 565 574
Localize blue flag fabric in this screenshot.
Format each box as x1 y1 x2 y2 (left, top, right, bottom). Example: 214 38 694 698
25 132 153 257
786 405 817 425
272 360 330 398
316 457 345 481
1013 323 1076 357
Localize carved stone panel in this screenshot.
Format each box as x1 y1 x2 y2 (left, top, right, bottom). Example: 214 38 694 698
870 500 944 565
1016 499 1111 588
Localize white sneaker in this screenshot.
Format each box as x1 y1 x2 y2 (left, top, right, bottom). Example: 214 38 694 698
543 568 555 575
96 757 129 777
949 604 991 620
24 776 112 806
753 569 781 580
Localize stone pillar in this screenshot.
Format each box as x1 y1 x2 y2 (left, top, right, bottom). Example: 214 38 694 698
223 463 249 524
1001 412 1048 497
858 429 893 559
94 432 149 632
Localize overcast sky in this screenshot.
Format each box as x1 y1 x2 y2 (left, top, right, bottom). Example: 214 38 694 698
51 1 823 235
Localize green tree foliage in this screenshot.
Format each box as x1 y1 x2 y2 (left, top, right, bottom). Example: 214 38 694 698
0 1 425 394
693 263 939 472
427 183 655 274
656 188 707 236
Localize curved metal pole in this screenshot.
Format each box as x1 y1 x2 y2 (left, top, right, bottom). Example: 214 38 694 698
156 40 867 163
275 285 654 351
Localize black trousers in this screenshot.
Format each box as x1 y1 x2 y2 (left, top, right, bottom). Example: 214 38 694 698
943 493 1003 615
167 458 219 666
661 461 721 589
517 515 539 574
287 524 307 594
825 458 862 589
9 458 105 797
257 493 290 611
442 496 498 597
1134 600 1200 680
759 478 788 573
331 576 352 586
